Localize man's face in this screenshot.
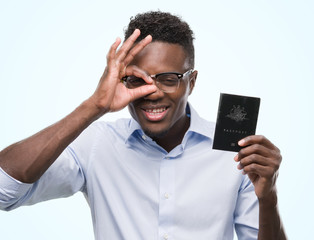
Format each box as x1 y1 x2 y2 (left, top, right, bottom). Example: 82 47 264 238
128 41 196 139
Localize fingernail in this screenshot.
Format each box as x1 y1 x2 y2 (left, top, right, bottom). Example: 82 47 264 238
113 37 120 44
147 76 153 83
234 154 238 161
238 139 245 146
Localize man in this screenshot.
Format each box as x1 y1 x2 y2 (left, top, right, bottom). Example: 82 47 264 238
0 11 286 239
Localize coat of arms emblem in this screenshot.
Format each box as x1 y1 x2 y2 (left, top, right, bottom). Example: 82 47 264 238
226 105 248 122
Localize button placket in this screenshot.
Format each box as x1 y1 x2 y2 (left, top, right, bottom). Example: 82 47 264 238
158 155 175 240
163 233 169 240
164 193 170 199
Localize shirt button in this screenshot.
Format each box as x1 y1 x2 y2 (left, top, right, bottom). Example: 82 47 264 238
164 193 170 199
163 233 169 240
142 135 147 140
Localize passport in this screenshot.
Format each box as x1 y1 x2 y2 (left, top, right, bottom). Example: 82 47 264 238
212 93 260 152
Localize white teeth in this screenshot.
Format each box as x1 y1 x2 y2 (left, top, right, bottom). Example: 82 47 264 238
145 107 166 114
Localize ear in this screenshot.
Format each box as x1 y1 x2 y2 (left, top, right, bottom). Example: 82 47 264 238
188 70 198 95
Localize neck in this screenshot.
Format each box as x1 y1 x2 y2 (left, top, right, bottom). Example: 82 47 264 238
153 115 190 152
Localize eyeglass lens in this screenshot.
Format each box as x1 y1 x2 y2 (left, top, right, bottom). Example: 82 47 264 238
125 73 181 93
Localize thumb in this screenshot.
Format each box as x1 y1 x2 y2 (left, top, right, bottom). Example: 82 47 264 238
128 85 157 101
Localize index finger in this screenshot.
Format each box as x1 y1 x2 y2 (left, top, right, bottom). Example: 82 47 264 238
124 65 154 84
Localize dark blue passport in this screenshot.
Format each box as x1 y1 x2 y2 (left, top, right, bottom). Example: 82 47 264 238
212 93 260 152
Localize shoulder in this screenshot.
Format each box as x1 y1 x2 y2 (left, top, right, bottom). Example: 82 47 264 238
81 118 133 144
90 118 131 135
69 118 131 149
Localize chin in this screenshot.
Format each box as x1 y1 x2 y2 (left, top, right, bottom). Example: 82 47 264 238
143 127 169 139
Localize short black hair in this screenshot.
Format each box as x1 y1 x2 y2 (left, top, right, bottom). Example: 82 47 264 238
124 11 195 68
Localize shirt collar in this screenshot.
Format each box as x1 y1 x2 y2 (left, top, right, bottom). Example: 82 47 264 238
187 103 215 140
126 102 214 144
126 117 145 144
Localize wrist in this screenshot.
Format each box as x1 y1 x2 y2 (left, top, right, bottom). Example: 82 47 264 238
75 98 108 125
83 96 109 117
258 188 278 209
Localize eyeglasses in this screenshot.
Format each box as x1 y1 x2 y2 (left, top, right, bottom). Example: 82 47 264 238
121 69 193 93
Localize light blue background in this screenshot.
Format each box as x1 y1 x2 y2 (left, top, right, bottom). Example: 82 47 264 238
0 1 313 239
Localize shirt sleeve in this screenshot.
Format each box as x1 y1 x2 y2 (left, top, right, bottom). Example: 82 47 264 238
0 122 106 211
0 146 86 211
234 175 259 240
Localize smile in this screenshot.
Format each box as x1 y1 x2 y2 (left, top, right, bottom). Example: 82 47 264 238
142 107 168 121
145 107 167 114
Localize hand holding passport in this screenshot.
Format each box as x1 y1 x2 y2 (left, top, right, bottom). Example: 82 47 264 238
213 93 260 152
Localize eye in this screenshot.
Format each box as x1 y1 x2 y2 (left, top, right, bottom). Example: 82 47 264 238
126 76 146 87
158 74 179 86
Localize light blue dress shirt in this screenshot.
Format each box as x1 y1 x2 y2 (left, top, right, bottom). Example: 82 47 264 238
0 104 258 240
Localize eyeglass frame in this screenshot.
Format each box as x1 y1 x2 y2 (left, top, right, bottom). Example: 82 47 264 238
121 69 194 93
